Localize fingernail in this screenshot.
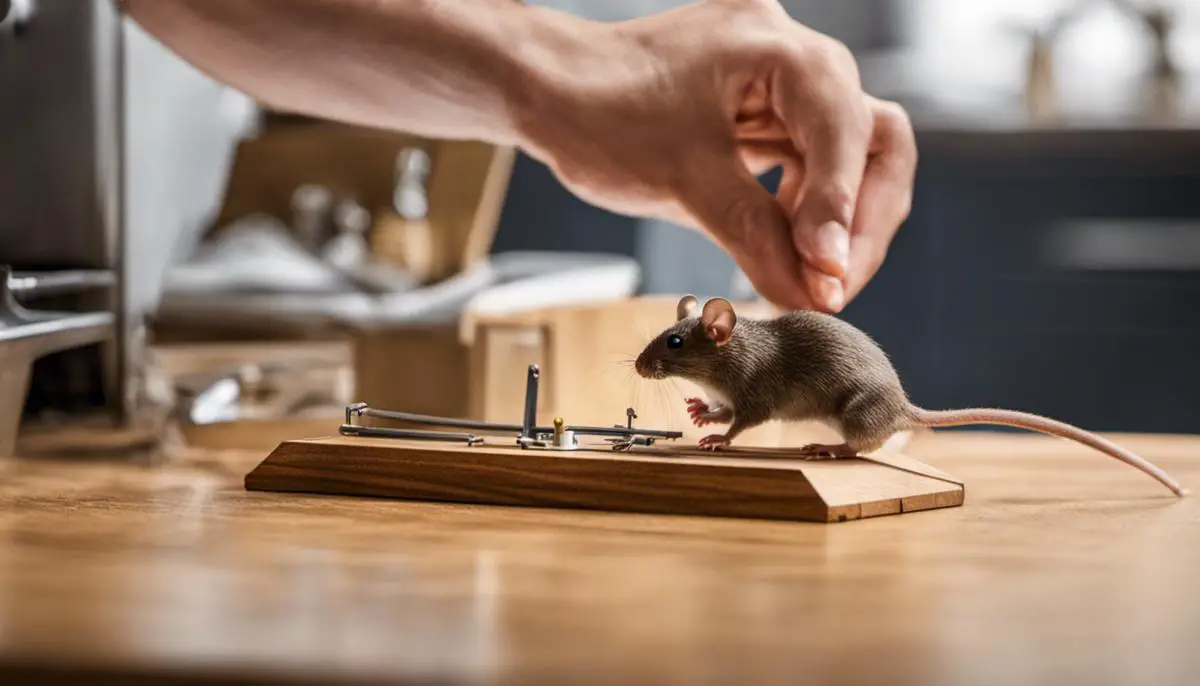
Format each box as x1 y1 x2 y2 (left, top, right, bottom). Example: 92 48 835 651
817 276 845 312
817 222 850 273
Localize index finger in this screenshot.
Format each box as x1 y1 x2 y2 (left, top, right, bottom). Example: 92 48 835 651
770 33 873 282
843 97 917 303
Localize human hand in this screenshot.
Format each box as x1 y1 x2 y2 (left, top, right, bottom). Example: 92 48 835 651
512 0 916 312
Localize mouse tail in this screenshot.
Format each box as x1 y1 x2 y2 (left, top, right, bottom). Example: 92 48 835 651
908 406 1187 497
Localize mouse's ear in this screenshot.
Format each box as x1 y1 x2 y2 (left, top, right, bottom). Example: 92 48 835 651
700 297 737 346
676 294 699 321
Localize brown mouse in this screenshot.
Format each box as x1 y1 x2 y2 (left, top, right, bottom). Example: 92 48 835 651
634 295 1187 497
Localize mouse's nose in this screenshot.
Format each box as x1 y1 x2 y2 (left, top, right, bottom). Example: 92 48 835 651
634 355 650 378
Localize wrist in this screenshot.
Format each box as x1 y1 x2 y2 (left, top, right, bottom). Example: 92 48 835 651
376 0 607 149
498 6 619 157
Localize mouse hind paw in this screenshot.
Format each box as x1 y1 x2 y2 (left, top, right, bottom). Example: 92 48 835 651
697 433 731 451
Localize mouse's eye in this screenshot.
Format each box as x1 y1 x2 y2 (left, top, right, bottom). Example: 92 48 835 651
666 334 684 349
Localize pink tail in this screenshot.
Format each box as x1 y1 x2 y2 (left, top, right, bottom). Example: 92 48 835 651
910 407 1187 497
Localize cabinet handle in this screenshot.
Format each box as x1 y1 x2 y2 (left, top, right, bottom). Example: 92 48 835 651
1042 219 1200 271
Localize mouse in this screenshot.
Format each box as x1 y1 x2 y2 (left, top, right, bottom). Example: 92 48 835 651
633 294 1187 497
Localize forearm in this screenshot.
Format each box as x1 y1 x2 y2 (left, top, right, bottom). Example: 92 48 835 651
121 0 584 145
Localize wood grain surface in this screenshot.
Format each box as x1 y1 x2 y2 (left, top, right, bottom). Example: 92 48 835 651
244 436 965 523
0 431 1197 686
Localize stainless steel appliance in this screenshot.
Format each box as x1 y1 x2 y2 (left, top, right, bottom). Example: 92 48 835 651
1 0 130 452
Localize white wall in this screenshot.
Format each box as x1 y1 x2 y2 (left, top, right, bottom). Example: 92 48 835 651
903 0 1199 105
122 19 258 322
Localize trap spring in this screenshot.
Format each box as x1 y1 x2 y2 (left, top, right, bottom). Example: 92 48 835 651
339 364 682 450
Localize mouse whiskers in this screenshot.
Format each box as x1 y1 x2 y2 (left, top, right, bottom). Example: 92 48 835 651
643 377 676 432
611 354 637 372
635 318 652 343
665 378 692 432
609 353 640 389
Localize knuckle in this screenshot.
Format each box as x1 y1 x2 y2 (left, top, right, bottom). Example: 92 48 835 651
875 100 910 130
736 0 787 19
715 0 784 34
870 98 918 172
806 37 858 79
874 99 915 144
895 193 914 224
720 191 772 241
753 32 803 67
813 181 856 218
825 38 857 70
551 163 595 195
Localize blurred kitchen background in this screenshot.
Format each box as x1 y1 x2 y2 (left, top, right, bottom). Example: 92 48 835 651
1 0 1198 457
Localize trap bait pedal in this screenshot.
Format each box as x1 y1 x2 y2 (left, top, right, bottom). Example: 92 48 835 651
244 364 965 523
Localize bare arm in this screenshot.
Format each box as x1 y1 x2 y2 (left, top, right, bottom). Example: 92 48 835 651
122 0 917 315
121 0 564 145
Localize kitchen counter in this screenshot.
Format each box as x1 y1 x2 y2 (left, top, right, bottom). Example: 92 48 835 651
1 431 1198 685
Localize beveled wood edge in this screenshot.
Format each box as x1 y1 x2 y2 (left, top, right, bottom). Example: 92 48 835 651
244 437 830 522
244 436 966 524
828 487 966 522
858 453 965 486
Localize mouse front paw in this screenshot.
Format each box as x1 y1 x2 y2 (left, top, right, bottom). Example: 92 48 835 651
685 398 732 427
698 433 730 451
686 397 711 426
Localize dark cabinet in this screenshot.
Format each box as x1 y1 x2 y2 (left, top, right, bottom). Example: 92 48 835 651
840 134 1200 433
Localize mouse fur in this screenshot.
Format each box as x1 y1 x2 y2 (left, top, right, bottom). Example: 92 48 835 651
633 295 1187 497
635 295 915 453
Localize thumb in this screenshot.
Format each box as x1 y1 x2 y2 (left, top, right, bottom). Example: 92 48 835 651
674 152 822 312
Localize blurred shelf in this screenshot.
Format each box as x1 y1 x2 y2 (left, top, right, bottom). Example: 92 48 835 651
858 50 1200 160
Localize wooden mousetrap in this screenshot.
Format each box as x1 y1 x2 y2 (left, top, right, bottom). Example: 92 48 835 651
245 365 965 523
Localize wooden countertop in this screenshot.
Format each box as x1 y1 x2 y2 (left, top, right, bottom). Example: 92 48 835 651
1 431 1198 685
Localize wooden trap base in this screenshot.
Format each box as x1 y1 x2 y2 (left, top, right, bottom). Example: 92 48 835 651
244 436 965 523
